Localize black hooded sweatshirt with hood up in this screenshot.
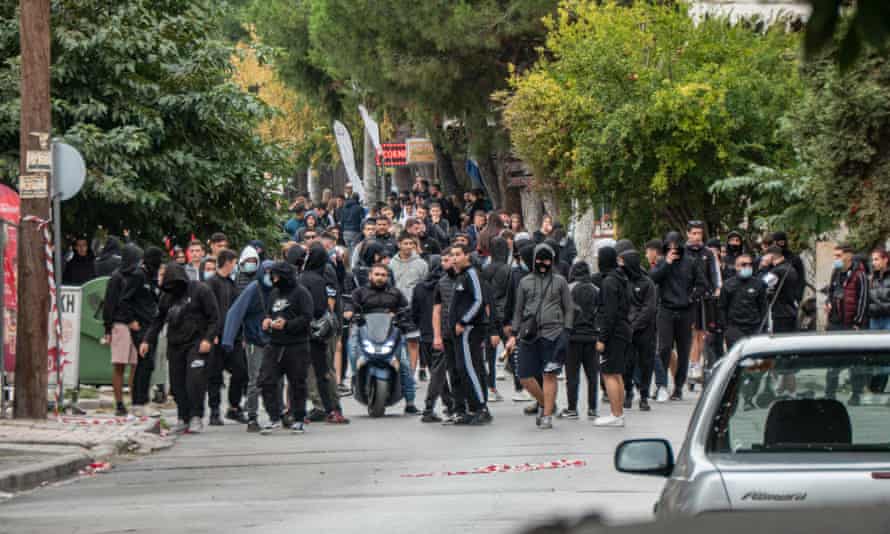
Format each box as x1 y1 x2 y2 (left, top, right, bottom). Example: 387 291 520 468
594 247 632 344
63 245 96 286
145 262 219 348
95 237 122 277
265 262 314 346
102 244 144 335
504 240 535 330
650 232 706 310
620 249 657 333
300 242 337 320
412 255 442 343
568 262 599 343
482 236 512 323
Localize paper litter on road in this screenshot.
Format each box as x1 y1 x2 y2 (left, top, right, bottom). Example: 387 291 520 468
401 459 586 478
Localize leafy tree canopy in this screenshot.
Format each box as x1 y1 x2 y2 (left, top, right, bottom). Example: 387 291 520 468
0 0 291 246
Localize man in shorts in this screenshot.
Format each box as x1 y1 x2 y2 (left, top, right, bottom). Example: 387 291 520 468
507 243 574 430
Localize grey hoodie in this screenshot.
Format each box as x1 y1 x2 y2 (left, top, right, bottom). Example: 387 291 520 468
390 251 428 304
513 243 574 341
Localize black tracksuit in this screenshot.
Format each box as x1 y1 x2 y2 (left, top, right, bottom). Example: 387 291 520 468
300 244 339 415
624 258 657 399
128 265 160 407
432 271 460 414
260 264 315 423
650 243 706 391
567 262 599 413
449 265 487 414
145 263 219 421
768 261 800 333
206 273 248 417
720 274 767 349
595 267 632 376
414 267 453 413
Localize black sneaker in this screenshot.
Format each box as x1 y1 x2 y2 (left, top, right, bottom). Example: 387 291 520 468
623 395 633 409
558 409 578 419
115 403 127 417
307 408 327 422
418 368 428 382
208 414 224 426
282 414 296 427
476 410 493 425
421 411 442 423
226 408 248 424
587 408 598 418
453 413 473 425
404 404 420 415
639 398 651 412
670 389 683 401
246 419 261 433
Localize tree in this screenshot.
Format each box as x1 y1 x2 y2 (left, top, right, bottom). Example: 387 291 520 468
788 49 890 249
0 0 291 245
805 0 890 71
502 1 801 244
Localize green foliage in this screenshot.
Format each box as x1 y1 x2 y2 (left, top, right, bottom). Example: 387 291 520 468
805 0 890 72
788 50 890 249
0 0 291 245
503 1 802 244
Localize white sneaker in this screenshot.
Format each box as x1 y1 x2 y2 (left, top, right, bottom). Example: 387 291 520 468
593 414 625 427
512 390 533 402
489 389 504 402
656 387 670 403
188 416 204 434
260 421 283 434
689 364 703 381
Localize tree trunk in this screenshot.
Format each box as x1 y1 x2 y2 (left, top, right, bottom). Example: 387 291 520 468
394 166 412 194
16 0 52 419
434 143 460 195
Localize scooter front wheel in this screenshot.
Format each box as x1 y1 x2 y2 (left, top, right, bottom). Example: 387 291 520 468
368 378 389 418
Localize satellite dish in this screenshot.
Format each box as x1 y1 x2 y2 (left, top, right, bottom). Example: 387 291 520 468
52 142 85 201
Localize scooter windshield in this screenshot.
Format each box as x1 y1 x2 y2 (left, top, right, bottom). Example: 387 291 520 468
363 313 393 344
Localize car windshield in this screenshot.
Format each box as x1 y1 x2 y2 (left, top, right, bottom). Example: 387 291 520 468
363 313 392 344
708 352 890 453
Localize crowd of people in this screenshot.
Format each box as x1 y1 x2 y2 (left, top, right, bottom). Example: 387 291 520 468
76 175 890 434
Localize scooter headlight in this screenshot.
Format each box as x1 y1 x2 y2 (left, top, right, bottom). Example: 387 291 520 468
362 340 376 354
382 340 396 354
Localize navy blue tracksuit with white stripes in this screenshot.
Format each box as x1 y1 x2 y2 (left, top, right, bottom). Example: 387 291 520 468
450 265 487 414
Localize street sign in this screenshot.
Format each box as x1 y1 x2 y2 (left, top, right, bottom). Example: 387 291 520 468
47 286 81 389
405 138 435 164
52 141 86 201
376 143 407 167
19 174 48 199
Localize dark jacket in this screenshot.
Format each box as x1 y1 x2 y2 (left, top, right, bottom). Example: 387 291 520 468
595 265 632 344
650 234 706 310
768 261 800 321
450 265 485 329
63 250 96 286
94 237 122 278
222 260 274 349
206 270 240 338
434 269 458 339
482 237 512 324
351 284 412 333
340 196 364 233
102 244 144 335
146 263 219 348
411 258 441 343
720 274 767 331
265 262 314 346
622 251 657 333
685 242 722 295
869 270 890 320
504 242 535 329
829 260 868 328
568 262 598 342
300 243 337 320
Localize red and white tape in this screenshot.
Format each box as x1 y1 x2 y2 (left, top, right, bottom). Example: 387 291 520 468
401 459 587 478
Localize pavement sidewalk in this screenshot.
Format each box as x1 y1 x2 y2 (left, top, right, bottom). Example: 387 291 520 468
0 414 173 495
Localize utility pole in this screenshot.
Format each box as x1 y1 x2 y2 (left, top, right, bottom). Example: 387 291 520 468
15 0 52 419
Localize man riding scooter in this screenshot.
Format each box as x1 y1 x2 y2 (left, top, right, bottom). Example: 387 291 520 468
345 263 419 415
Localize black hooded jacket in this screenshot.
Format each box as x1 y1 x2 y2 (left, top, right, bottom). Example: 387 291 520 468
621 250 657 333
720 273 767 331
412 256 441 342
146 262 219 348
723 230 744 280
300 243 337 320
206 267 240 338
594 248 632 344
95 237 122 278
504 241 534 329
568 262 599 342
265 262 314 346
482 236 512 323
63 248 96 286
650 232 707 310
102 244 144 334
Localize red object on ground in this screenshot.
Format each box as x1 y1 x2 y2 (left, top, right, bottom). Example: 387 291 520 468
400 459 586 478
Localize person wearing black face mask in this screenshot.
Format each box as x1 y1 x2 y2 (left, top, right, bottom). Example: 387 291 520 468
619 249 657 413
129 246 164 417
141 262 219 434
593 247 632 427
508 243 574 430
257 262 315 434
723 230 745 280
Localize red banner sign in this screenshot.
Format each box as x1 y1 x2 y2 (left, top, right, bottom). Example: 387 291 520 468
376 143 407 167
0 185 18 374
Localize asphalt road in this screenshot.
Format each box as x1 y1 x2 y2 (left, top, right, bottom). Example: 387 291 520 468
0 380 698 534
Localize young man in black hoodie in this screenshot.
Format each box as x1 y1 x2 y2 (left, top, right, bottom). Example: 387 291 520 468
130 246 164 417
619 249 657 412
258 262 315 434
560 261 599 419
685 221 722 387
205 249 249 426
593 247 632 427
416 256 453 422
650 232 706 400
102 244 144 416
141 262 219 434
482 236 511 402
300 243 349 424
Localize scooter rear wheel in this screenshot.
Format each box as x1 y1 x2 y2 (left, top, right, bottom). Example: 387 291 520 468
368 378 389 418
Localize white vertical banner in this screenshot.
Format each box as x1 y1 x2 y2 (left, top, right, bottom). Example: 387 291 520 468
358 105 381 152
48 286 81 389
333 120 366 202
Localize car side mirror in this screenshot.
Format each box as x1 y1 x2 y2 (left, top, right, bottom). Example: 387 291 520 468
614 439 675 478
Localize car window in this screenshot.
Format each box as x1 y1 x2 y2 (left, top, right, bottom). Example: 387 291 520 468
708 352 890 453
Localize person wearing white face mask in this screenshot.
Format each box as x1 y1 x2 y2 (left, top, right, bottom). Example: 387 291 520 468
236 245 261 290
720 253 768 351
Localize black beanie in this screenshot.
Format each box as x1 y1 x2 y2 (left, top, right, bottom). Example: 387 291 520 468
598 246 618 273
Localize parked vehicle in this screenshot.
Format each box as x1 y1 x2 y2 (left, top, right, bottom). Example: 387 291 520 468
352 313 403 417
615 332 890 518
